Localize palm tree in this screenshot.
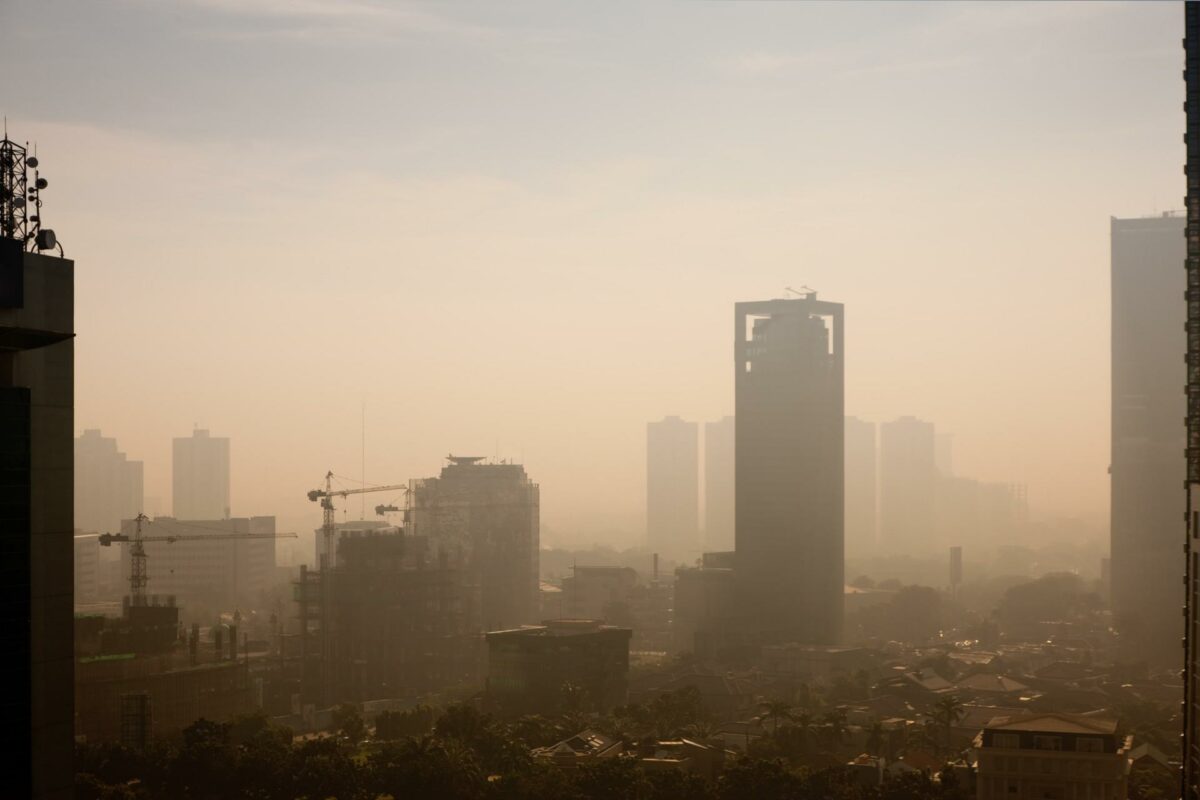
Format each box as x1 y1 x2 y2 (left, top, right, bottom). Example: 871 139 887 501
865 722 885 756
928 694 965 755
759 699 797 734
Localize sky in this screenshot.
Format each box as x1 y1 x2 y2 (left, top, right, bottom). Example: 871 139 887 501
0 1 1185 549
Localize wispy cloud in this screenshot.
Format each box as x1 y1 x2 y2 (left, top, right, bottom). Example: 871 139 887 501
176 0 502 44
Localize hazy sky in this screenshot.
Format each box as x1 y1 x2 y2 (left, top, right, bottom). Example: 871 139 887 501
0 1 1184 548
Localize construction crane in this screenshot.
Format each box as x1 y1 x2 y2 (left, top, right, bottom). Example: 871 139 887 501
307 471 409 568
99 513 299 606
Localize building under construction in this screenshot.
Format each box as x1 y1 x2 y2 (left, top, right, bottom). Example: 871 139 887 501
410 456 540 632
297 530 482 706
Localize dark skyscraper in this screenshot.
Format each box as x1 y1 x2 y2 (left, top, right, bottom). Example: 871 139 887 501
1181 10 1200 795
646 416 699 560
1110 213 1185 668
0 136 74 799
735 294 843 645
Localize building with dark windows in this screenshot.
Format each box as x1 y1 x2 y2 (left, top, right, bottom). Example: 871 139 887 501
1182 10 1200 797
173 428 231 520
646 416 700 560
0 134 74 800
409 456 539 632
734 293 843 645
1110 213 1185 668
973 713 1130 800
485 619 631 715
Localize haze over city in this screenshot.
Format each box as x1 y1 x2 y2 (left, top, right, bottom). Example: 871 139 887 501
12 3 1200 799
2 0 1183 545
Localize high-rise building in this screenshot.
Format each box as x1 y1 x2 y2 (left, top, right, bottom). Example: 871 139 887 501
646 416 699 560
704 416 735 553
879 416 936 555
844 416 877 556
735 294 843 645
172 428 230 520
75 428 143 534
0 134 74 798
1183 11 1200 797
409 456 539 632
1110 213 1185 667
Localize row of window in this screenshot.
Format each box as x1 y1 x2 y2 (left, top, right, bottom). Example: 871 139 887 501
992 734 1105 753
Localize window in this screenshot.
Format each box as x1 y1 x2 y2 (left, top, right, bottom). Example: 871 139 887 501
1034 736 1062 751
1076 737 1104 753
993 733 1020 749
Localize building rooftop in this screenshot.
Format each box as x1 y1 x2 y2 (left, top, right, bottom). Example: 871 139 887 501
488 619 631 638
983 712 1118 735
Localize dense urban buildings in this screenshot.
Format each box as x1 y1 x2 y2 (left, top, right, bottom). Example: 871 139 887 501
172 428 231 520
735 293 844 645
75 429 143 535
879 415 937 555
646 416 700 560
1110 213 1185 668
0 135 75 799
703 415 735 552
844 416 877 556
974 713 1130 800
117 516 279 616
485 619 632 715
410 456 539 632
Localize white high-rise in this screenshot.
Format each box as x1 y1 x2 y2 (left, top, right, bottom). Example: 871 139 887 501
173 429 230 520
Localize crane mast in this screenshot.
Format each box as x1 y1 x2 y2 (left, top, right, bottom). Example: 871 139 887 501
306 471 409 568
99 513 298 605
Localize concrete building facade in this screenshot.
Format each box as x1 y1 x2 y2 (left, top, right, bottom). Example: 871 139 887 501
704 416 735 553
647 416 700 560
735 294 844 645
410 456 539 632
844 416 877 556
1110 214 1186 667
974 713 1130 800
879 415 936 556
0 228 75 799
118 516 278 616
75 428 143 535
172 429 230 520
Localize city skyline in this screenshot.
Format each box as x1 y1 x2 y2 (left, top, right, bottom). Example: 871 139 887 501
0 2 1183 544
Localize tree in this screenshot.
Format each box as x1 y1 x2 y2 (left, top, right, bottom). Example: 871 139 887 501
332 703 365 743
758 699 796 734
927 695 965 756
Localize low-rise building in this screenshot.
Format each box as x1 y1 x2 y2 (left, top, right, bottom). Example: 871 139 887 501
973 712 1131 800
532 729 623 770
486 619 631 715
